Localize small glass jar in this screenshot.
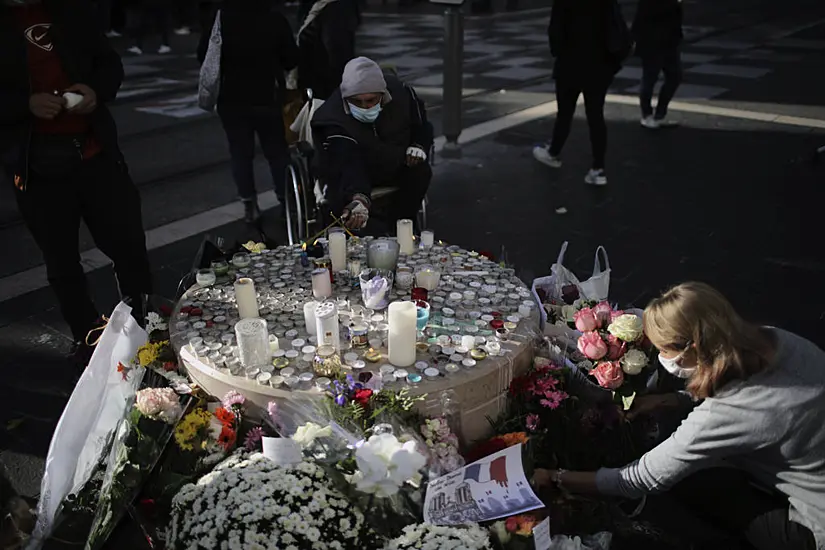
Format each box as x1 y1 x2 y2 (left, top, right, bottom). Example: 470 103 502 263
210 259 229 277
313 345 343 378
196 268 216 287
232 252 251 268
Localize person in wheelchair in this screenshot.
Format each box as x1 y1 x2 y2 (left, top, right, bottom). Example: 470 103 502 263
311 56 433 232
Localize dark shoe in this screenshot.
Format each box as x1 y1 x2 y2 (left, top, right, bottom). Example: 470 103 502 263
242 199 261 224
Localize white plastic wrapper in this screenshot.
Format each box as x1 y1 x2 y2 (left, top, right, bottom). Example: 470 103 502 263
27 302 148 549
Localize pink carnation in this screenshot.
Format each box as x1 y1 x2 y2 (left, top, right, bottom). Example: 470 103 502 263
222 390 246 409
243 426 265 451
578 331 608 360
526 413 540 432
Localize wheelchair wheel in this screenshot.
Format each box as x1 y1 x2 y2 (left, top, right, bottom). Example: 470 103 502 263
417 196 429 232
284 161 306 246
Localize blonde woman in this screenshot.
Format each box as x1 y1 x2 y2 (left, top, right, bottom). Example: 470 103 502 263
535 282 825 550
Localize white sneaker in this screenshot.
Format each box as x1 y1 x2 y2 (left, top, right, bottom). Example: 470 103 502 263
105 30 122 38
158 44 172 54
584 169 608 186
532 144 562 168
174 26 191 36
641 116 660 129
127 46 143 55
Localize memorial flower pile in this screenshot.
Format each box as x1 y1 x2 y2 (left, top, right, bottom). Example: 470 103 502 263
420 417 464 475
385 523 493 550
350 432 427 497
166 452 382 550
325 375 424 432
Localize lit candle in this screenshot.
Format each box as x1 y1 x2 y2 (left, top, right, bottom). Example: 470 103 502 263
303 300 318 335
234 278 259 319
311 268 332 300
269 334 280 354
329 229 347 273
388 301 416 367
420 230 434 248
397 219 414 255
415 265 441 291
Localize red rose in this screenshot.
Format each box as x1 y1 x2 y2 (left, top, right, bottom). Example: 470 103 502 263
159 304 173 316
162 361 177 372
354 389 373 407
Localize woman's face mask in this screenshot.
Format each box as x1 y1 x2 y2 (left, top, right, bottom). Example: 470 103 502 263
348 102 382 124
658 342 696 379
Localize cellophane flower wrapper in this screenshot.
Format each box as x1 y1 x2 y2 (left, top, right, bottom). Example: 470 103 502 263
84 370 193 550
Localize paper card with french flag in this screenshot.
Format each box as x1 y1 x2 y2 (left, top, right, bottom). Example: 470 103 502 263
423 443 544 525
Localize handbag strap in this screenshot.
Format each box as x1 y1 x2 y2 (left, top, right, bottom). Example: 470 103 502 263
555 241 569 267
592 246 610 276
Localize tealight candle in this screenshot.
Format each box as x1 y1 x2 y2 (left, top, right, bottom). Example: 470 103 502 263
444 363 460 375
462 358 477 368
424 367 440 379
415 360 429 372
352 360 366 371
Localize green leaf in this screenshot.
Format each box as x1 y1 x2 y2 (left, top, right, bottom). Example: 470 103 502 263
621 392 636 411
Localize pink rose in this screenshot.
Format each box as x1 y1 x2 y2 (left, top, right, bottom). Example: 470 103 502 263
592 361 625 390
574 307 599 332
606 334 627 360
577 331 608 360
593 301 613 328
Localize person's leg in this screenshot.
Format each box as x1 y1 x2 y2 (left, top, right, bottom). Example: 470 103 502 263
582 79 609 171
252 105 290 204
654 46 683 121
14 171 98 341
388 162 431 226
639 52 663 119
78 154 153 318
670 468 816 550
218 104 260 222
133 1 151 51
549 79 581 158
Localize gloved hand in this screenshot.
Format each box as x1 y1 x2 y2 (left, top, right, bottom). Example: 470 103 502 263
341 194 370 230
406 145 427 166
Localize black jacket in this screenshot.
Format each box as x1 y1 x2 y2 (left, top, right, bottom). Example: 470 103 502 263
297 0 358 100
0 0 124 184
311 74 433 204
631 0 683 56
197 0 298 107
548 0 620 81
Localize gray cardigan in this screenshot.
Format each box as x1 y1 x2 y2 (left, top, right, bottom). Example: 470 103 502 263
596 329 825 549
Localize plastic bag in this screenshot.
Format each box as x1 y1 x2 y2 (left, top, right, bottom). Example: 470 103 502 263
28 302 148 549
550 531 612 550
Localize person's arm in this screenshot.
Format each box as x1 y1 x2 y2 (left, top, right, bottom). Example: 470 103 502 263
320 133 371 203
406 85 433 153
274 11 299 71
81 0 123 102
320 2 356 86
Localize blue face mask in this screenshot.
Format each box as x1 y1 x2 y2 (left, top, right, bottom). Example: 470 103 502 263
349 102 382 124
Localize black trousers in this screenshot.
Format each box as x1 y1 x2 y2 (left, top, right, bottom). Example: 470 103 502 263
15 152 152 342
670 468 816 550
639 45 683 119
550 77 610 170
217 103 289 203
134 0 172 48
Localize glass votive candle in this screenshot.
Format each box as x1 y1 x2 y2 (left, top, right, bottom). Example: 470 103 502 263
210 259 229 276
415 265 441 291
232 252 251 268
444 363 460 376
396 266 414 290
518 302 535 317
196 268 216 287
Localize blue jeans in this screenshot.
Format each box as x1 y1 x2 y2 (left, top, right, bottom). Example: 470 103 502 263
639 46 683 119
217 104 288 202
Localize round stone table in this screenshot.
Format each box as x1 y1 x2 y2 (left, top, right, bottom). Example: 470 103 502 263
170 240 539 442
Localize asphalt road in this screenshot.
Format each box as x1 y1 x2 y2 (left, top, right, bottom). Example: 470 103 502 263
1 0 824 544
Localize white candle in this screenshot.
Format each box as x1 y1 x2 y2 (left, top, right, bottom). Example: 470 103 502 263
420 230 434 248
315 301 341 351
415 266 441 291
303 300 318 335
311 268 332 300
397 219 414 255
269 335 280 353
235 318 270 368
234 278 259 319
461 335 476 350
388 301 416 367
329 230 347 273
348 258 362 278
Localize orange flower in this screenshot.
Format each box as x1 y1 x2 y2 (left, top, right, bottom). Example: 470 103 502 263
214 407 236 426
217 425 236 450
505 514 539 536
496 432 529 448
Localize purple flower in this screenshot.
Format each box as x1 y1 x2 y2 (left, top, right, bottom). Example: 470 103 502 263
526 413 540 432
244 426 265 450
334 394 347 406
222 390 246 409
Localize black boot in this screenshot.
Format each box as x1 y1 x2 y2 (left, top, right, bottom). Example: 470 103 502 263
242 198 261 224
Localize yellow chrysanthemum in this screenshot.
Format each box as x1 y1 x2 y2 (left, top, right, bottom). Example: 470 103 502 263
137 344 159 367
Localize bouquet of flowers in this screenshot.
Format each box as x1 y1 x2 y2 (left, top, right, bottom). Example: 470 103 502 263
490 513 543 549
574 305 654 409
166 451 382 550
420 417 464 475
85 374 192 550
386 523 493 550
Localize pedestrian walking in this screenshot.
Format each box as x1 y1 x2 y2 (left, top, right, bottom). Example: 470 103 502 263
173 0 196 35
96 0 123 37
197 0 299 223
1 0 153 366
633 0 683 129
128 0 173 55
533 0 630 186
296 0 358 100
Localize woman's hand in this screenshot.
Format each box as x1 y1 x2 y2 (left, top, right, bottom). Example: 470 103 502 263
533 468 556 488
626 393 678 421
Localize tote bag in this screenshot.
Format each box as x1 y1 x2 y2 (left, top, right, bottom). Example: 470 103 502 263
198 10 222 112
